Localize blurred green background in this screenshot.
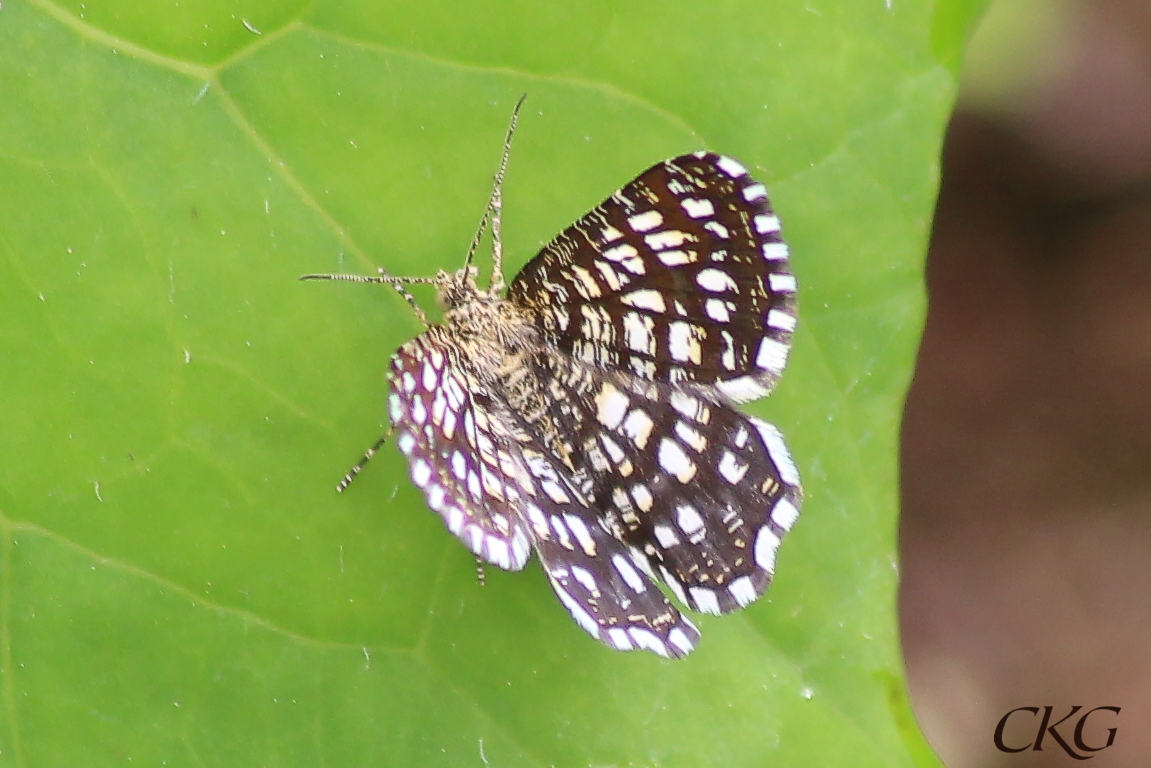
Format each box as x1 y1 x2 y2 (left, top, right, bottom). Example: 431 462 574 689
0 0 985 764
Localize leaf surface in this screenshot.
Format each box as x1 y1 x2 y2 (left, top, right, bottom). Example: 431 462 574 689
0 0 987 764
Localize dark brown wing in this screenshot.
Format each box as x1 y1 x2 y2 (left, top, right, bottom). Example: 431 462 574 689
390 332 701 657
530 351 803 616
508 152 797 404
388 331 533 571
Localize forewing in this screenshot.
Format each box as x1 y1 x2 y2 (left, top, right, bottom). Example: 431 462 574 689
509 152 797 403
388 332 532 571
539 355 803 616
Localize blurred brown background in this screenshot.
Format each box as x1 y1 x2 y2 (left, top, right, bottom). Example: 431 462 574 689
900 0 1151 765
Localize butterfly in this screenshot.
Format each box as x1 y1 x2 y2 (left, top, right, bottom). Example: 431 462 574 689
303 97 800 657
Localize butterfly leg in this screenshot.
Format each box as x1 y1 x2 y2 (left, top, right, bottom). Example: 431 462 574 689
335 427 392 493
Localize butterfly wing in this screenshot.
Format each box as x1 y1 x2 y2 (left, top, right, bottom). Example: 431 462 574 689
388 331 533 571
508 152 797 403
390 333 701 657
508 441 701 658
533 351 803 616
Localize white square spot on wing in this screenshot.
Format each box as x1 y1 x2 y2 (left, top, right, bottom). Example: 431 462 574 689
768 273 797 293
762 242 789 261
771 497 800 531
755 337 790 373
674 421 707 452
729 575 757 607
595 381 630 430
563 513 598 556
631 483 654 511
668 627 695 654
486 538 511 570
541 478 572 504
681 198 715 219
550 515 574 550
628 210 663 232
571 565 599 594
720 329 737 371
451 451 467 480
754 525 781 572
705 298 731 323
511 530 531 567
604 243 639 263
676 504 705 535
696 268 737 293
704 221 730 239
716 155 748 178
446 506 464 534
441 408 457 439
767 309 797 332
623 311 656 355
607 627 633 650
627 627 669 657
749 417 801 486
411 459 432 487
410 396 427 425
612 553 647 593
600 224 624 244
644 230 689 250
594 260 623 292
715 376 771 403
653 524 680 548
622 409 655 449
754 213 780 233
657 250 694 267
670 391 706 420
568 264 602 299
620 289 667 313
743 184 768 203
659 437 697 483
668 321 701 364
718 450 749 484
690 586 722 615
466 525 484 554
526 503 549 538
600 434 625 463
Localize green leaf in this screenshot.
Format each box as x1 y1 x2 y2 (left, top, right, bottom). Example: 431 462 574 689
0 0 987 764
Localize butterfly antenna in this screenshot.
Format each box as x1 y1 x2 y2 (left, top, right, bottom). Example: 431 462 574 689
460 94 527 294
300 270 435 326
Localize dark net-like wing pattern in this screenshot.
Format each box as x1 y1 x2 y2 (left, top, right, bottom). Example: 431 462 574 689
390 334 701 657
509 152 798 404
508 439 701 658
388 333 533 571
532 352 802 615
383 151 801 658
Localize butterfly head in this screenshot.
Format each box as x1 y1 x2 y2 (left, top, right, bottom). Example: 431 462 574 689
434 265 484 311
